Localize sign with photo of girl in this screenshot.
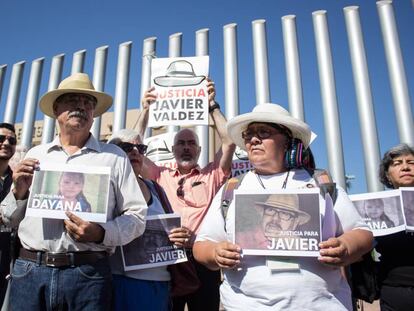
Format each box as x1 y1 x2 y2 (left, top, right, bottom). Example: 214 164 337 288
26 163 110 223
350 190 405 236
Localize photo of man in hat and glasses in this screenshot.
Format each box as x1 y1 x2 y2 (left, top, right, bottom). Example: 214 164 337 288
0 73 147 310
235 193 321 254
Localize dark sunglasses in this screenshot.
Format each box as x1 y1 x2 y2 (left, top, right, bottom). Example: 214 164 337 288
176 177 185 197
242 124 291 141
0 135 17 146
119 142 148 155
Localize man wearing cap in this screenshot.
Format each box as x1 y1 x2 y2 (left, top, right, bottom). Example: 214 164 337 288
194 103 373 310
0 73 147 310
138 80 235 311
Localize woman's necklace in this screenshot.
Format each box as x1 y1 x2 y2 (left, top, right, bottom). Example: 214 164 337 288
255 169 291 189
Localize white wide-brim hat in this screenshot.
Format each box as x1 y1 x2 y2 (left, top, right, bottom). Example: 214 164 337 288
227 103 312 151
39 73 113 118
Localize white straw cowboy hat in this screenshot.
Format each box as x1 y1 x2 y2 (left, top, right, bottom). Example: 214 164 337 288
153 60 206 87
227 103 312 151
256 194 311 226
39 73 113 118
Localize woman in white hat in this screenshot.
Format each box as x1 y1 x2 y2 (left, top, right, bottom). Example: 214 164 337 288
193 103 373 310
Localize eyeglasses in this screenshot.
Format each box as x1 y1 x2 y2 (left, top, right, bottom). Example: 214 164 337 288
0 135 17 146
264 207 296 221
176 177 185 197
57 93 97 107
242 126 287 141
119 142 148 155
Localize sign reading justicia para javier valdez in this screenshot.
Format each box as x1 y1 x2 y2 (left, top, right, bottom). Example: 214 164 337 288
149 56 209 127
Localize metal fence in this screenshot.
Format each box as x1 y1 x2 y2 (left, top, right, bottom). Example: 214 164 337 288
0 0 412 192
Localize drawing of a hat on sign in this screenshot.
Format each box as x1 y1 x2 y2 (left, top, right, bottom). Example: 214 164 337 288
154 60 206 87
145 134 175 162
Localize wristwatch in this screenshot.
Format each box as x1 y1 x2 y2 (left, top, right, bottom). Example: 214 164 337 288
209 102 220 113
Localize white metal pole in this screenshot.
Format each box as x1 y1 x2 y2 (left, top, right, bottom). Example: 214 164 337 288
167 33 182 134
3 61 25 124
344 6 383 192
223 23 239 120
312 10 347 189
112 41 132 133
41 54 64 143
140 37 157 139
195 28 209 167
21 57 44 148
252 19 270 105
377 0 414 145
71 50 86 74
282 15 305 121
91 45 109 139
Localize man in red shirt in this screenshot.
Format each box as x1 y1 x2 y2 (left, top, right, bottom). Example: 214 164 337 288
138 79 235 311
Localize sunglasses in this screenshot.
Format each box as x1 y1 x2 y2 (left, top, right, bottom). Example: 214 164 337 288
0 135 17 146
119 142 148 155
176 177 185 197
242 124 290 141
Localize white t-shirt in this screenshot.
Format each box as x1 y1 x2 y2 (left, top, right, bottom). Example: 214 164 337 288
196 169 368 311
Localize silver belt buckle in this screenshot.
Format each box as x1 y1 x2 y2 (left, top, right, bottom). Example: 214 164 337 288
44 252 68 267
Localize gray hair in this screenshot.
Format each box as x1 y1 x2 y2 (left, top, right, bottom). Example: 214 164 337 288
379 143 414 188
107 129 141 145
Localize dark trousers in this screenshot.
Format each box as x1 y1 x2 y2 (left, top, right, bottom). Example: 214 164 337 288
380 284 414 311
0 232 11 306
172 260 221 311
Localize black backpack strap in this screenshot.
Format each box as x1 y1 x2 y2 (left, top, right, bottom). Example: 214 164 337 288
220 173 247 231
307 168 338 204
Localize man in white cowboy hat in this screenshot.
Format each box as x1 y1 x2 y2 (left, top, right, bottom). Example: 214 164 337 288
138 80 235 311
0 73 148 310
194 103 373 310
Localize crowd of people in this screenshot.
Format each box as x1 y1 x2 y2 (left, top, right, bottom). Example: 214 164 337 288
0 72 411 311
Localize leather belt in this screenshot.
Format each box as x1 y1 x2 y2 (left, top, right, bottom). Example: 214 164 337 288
19 248 107 268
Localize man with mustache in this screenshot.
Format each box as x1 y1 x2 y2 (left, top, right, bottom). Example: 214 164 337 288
139 81 235 311
0 73 147 310
236 194 311 250
0 123 17 307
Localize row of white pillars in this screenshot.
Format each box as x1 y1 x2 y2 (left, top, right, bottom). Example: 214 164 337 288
0 1 411 192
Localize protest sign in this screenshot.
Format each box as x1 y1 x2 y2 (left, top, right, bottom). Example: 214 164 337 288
231 147 253 177
26 163 110 223
234 188 322 257
144 132 177 170
121 213 187 271
401 188 414 231
350 190 405 236
149 56 209 127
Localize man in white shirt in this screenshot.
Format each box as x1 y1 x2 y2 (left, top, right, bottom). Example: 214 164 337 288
0 73 147 310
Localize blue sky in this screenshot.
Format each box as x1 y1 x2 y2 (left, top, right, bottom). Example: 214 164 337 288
0 0 413 194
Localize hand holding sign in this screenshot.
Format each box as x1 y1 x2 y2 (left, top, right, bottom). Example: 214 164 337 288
64 211 105 243
12 158 39 200
214 241 241 270
142 87 157 109
169 226 192 247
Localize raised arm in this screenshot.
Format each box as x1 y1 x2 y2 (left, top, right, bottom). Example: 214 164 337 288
207 79 236 176
135 87 157 139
